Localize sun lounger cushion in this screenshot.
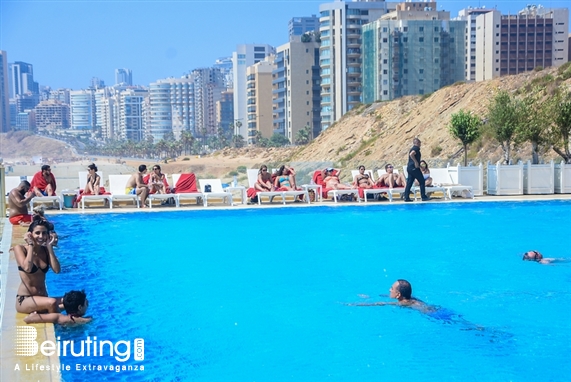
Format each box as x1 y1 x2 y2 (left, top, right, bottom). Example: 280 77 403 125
174 173 198 193
76 187 110 204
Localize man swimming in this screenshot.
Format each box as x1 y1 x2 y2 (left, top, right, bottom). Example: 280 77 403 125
349 279 432 312
522 250 569 264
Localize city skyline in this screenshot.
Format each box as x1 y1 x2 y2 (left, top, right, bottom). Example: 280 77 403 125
2 0 570 90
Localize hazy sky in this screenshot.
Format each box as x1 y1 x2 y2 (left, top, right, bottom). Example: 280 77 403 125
1 0 569 90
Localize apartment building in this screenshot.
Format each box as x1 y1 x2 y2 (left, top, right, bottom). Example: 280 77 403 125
246 60 275 144
318 0 397 130
273 36 321 143
362 2 466 102
70 89 96 132
475 5 569 81
455 7 494 81
0 50 9 132
34 99 70 132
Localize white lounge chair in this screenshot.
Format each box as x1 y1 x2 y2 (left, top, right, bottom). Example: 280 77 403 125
78 171 112 209
399 166 447 200
350 169 375 183
429 168 474 199
246 168 286 205
171 174 204 206
109 174 139 208
198 179 233 207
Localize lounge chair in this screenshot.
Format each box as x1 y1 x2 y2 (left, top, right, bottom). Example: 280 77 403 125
246 169 286 205
400 166 448 200
77 171 112 209
429 168 474 199
109 174 140 208
198 179 233 207
171 173 204 206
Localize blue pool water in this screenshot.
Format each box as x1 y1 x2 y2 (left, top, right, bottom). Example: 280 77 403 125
46 201 571 381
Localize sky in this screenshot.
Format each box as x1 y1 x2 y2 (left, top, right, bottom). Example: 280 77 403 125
1 0 570 90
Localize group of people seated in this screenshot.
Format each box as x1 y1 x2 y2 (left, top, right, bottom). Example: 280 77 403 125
124 164 171 208
254 164 300 192
14 215 90 325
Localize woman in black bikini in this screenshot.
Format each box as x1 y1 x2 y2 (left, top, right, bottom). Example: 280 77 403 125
14 220 61 314
84 163 101 195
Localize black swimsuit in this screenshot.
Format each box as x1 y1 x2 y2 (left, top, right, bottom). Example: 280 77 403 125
16 246 50 304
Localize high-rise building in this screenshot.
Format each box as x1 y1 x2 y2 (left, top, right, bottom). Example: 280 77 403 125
273 36 321 143
362 2 466 102
115 69 133 86
8 61 38 98
454 7 494 81
15 93 40 113
216 89 234 136
246 60 275 144
70 89 96 131
213 57 233 88
15 110 35 131
192 68 226 138
90 77 105 90
34 99 70 132
94 88 115 140
146 77 196 141
0 50 10 132
232 44 275 137
118 89 147 141
318 0 397 130
289 15 319 39
475 5 569 81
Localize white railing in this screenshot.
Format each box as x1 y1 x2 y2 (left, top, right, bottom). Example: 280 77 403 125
487 161 523 195
554 161 571 194
523 160 554 195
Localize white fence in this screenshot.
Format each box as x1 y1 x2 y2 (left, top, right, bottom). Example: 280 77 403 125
523 160 554 195
554 161 571 194
487 161 524 195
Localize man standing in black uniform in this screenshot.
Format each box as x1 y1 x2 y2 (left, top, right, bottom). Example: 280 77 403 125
403 138 430 202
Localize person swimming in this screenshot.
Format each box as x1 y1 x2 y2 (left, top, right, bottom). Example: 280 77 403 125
522 250 569 264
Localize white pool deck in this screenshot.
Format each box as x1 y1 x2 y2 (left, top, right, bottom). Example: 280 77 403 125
1 193 570 381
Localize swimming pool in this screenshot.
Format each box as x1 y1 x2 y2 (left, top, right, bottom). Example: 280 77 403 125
46 201 571 381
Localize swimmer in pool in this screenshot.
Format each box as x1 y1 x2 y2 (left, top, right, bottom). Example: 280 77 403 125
349 279 433 313
522 250 569 264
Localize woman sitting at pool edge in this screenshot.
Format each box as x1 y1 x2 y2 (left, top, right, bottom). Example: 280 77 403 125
14 220 62 314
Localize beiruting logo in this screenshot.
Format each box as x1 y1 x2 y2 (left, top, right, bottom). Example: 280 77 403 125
15 326 144 362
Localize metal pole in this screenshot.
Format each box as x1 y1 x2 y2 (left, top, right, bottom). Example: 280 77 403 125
0 164 6 217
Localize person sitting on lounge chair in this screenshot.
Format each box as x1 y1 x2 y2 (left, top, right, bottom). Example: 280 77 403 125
274 165 298 190
255 165 275 192
125 165 150 208
322 168 352 190
84 163 101 195
376 164 406 188
148 165 170 194
24 290 91 325
30 165 57 196
414 160 433 187
352 165 375 189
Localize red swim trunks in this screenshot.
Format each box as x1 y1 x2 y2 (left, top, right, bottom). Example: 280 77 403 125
9 214 33 225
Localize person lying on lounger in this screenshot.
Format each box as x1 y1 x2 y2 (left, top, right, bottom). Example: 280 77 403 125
322 168 353 190
24 290 91 325
255 165 275 192
414 160 433 187
376 164 407 188
274 165 298 190
352 165 375 189
522 250 569 264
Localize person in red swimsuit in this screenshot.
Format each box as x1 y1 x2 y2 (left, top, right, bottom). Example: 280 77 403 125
8 180 34 226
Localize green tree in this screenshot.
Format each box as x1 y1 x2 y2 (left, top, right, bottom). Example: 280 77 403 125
180 130 194 155
548 90 571 164
269 133 290 147
515 90 549 164
448 110 481 166
294 125 312 145
487 90 519 164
